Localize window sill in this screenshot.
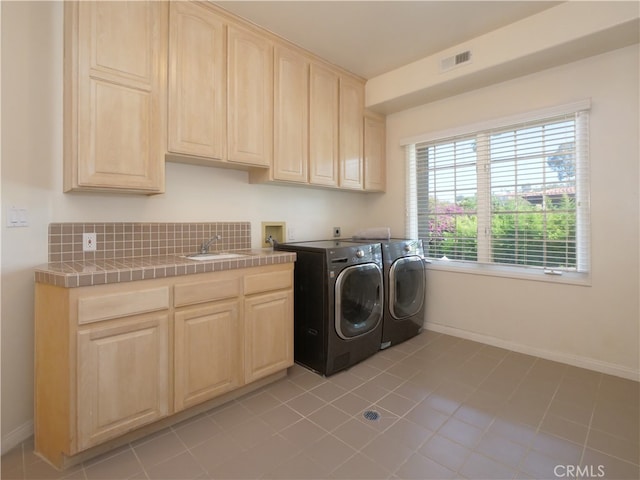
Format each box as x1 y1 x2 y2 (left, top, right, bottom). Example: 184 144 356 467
425 259 591 286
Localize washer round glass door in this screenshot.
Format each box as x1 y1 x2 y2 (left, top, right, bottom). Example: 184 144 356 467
389 256 425 319
335 263 383 340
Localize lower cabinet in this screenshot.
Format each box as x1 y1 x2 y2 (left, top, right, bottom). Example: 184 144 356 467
76 313 170 451
34 263 294 469
174 300 242 410
245 290 293 383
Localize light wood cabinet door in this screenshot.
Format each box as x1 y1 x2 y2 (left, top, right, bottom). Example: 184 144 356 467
227 25 273 167
64 1 166 194
273 45 309 183
339 76 365 190
168 2 225 160
174 300 242 411
309 63 339 187
364 112 386 192
76 313 169 450
244 290 293 383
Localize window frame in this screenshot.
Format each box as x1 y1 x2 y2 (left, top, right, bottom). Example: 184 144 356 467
404 100 591 286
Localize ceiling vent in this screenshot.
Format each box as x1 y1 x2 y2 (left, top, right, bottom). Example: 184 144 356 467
440 50 472 73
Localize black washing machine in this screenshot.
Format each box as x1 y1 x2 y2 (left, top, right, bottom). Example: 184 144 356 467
369 239 427 349
274 240 384 376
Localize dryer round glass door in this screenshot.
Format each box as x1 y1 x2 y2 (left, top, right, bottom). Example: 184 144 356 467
389 256 425 319
334 263 383 340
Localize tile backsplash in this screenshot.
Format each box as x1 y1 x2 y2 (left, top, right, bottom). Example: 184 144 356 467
48 222 251 263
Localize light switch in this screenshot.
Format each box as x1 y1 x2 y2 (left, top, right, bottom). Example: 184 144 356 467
6 206 29 228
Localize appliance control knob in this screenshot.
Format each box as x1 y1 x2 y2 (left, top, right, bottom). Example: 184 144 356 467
355 249 365 258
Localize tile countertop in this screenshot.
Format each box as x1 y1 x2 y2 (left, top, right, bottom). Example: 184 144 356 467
34 249 296 288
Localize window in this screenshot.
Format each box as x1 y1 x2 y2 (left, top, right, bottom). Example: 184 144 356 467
405 101 590 282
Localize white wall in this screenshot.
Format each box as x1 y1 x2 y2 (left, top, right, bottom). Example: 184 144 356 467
0 1 377 448
380 44 639 380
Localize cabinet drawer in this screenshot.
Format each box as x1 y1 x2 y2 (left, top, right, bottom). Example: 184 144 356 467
78 287 170 325
174 277 242 307
244 268 292 295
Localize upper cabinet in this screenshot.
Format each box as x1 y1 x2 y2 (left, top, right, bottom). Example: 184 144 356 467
63 1 384 194
272 45 309 183
168 10 273 169
167 1 225 161
227 25 273 167
363 111 387 192
63 1 167 194
339 77 365 190
308 64 340 187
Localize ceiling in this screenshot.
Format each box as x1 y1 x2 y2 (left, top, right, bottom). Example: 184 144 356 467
214 1 562 79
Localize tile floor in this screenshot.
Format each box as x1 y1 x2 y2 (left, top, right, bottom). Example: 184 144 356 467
2 331 639 479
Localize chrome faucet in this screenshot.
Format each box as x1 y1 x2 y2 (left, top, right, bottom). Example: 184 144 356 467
200 234 222 254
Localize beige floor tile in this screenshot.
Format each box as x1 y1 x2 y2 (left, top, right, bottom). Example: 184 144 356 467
189 432 244 472
172 413 222 448
587 428 640 464
133 430 186 469
352 380 391 403
1 445 23 480
384 418 434 450
392 380 432 403
258 403 304 432
208 401 255 430
329 452 391 479
263 452 331 479
84 449 144 480
591 403 640 442
265 378 305 402
459 452 518 479
547 397 593 425
332 418 379 450
347 361 383 381
279 418 327 449
540 413 589 445
437 417 485 449
404 400 450 432
289 370 328 390
331 392 372 416
327 370 367 391
475 431 529 468
225 417 276 450
375 392 417 417
394 452 456 479
519 449 564 479
486 418 537 447
453 403 496 431
361 434 415 472
285 390 326 416
145 451 204 480
309 380 349 402
419 433 472 471
530 431 583 464
307 404 352 432
303 434 357 468
372 372 406 392
582 447 640 480
239 390 282 415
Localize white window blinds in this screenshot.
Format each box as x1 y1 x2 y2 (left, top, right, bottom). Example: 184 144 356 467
405 101 590 277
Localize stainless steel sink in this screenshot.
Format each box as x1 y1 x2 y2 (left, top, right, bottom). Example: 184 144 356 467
184 252 248 261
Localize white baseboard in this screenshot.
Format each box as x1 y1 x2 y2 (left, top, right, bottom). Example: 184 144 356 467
1 420 33 455
425 322 640 382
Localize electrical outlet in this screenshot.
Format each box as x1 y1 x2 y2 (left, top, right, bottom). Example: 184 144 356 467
83 233 97 252
333 226 341 238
